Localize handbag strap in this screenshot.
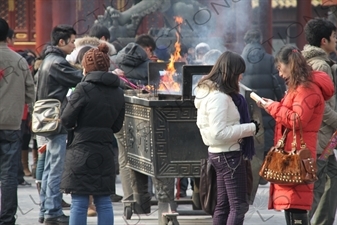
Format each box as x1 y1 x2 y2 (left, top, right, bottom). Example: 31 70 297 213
291 113 306 152
277 113 306 151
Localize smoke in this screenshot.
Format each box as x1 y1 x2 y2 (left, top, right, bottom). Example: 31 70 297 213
165 0 253 54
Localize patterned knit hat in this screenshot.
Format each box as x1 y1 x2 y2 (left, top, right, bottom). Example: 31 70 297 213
82 43 110 72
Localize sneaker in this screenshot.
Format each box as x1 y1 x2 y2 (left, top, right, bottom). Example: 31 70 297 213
18 180 31 186
110 194 123 202
61 199 71 209
44 214 69 225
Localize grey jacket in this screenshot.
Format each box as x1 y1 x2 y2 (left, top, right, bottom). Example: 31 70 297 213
0 43 35 130
302 44 337 154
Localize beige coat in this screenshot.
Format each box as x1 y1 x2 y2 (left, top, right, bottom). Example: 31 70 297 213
302 44 337 154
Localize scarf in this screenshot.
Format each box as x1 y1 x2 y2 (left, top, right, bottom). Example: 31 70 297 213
229 93 255 160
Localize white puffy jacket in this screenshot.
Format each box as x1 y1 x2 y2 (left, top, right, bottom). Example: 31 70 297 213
194 83 255 153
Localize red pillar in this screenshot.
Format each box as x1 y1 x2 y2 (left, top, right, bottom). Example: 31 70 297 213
259 0 273 54
35 0 53 54
297 0 312 50
52 0 76 27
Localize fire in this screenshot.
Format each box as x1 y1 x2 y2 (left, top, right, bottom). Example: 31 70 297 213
158 16 183 93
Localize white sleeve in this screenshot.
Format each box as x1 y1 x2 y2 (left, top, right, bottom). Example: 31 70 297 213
66 49 79 64
207 94 255 143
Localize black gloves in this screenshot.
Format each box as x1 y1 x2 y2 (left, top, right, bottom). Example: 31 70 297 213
251 120 260 135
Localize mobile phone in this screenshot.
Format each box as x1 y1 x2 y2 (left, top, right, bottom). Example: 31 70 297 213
250 92 267 105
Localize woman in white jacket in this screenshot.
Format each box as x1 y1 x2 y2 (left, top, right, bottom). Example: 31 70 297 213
194 51 259 225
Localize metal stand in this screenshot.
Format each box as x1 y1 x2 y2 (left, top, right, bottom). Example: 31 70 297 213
122 175 210 225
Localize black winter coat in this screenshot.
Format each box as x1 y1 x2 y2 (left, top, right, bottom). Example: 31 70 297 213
241 43 286 152
60 71 125 195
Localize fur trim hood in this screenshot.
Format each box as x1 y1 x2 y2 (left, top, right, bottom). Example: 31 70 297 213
74 36 116 56
301 44 330 62
66 36 117 64
75 36 100 49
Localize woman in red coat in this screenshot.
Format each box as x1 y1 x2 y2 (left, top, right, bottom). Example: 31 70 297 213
260 45 334 225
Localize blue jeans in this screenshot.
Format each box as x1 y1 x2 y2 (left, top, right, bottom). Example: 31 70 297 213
0 130 21 225
39 134 67 219
36 135 48 182
70 194 113 225
36 152 45 181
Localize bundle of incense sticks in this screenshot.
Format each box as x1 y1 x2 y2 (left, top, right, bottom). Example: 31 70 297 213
318 130 337 161
118 76 150 93
118 76 138 89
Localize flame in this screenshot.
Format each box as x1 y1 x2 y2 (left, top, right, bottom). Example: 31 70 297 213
158 16 183 93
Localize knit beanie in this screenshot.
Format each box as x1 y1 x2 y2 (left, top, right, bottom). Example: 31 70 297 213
82 43 110 72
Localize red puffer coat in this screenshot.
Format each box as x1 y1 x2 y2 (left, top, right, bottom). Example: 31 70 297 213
266 71 334 210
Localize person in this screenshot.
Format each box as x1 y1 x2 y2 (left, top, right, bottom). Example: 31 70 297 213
6 30 35 185
259 45 334 225
113 34 156 85
194 51 259 225
66 24 116 65
112 34 157 213
202 49 222 65
178 48 223 199
89 23 111 41
154 45 171 61
302 18 337 225
0 18 35 225
6 27 14 48
60 43 125 225
240 29 286 186
69 25 121 204
193 42 210 64
16 50 37 185
36 24 83 225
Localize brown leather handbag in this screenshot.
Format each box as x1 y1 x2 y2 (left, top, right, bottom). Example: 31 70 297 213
259 115 318 185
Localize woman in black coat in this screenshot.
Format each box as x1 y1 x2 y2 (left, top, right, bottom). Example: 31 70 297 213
60 43 125 225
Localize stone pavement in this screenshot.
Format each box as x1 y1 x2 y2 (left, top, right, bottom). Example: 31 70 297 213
16 149 332 225
14 175 293 225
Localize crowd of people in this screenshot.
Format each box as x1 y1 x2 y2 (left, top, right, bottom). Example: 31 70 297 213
1 15 337 225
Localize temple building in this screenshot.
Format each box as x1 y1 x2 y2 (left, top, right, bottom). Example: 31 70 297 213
0 0 335 54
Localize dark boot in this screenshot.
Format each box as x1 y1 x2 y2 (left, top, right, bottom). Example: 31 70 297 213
133 193 151 214
289 212 309 225
285 211 291 225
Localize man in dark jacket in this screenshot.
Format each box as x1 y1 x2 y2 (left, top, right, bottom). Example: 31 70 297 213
36 25 83 225
240 29 286 187
112 34 156 213
114 34 156 86
0 18 35 225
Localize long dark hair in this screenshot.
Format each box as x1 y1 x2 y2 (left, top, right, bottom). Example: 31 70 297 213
198 51 245 94
275 45 312 91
